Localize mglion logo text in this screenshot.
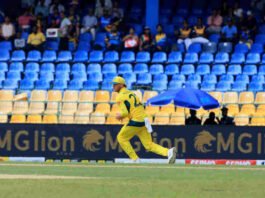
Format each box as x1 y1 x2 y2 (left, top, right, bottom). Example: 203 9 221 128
83 130 104 152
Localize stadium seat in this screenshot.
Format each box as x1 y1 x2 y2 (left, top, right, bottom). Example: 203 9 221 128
94 90 110 103
42 50 56 62
83 80 99 90
227 64 242 75
180 64 195 75
226 104 240 116
68 80 83 90
167 52 182 63
56 63 70 73
61 90 78 115
0 115 8 123
136 52 151 63
150 64 164 75
102 63 117 74
238 92 254 104
145 106 160 116
240 104 256 116
74 112 90 124
46 40 59 51
250 43 263 54
168 80 183 90
123 73 136 86
9 62 24 72
79 32 92 42
243 65 257 75
19 79 34 90
187 74 201 83
251 113 265 126
245 53 260 64
185 81 199 89
134 63 148 74
203 74 217 83
0 90 13 114
188 43 202 53
55 71 70 81
255 92 265 104
234 113 249 126
231 82 247 92
170 112 185 125
10 115 26 123
104 51 119 63
152 80 167 91
58 115 74 124
42 115 58 124
11 50 26 61
3 79 18 90
94 32 106 47
196 64 210 75
73 50 88 62
118 63 133 74
27 50 41 62
209 92 223 104
201 82 215 92
71 63 86 74
209 34 220 43
215 52 229 64
154 112 170 125
230 53 245 64
218 42 233 53
28 90 46 114
262 54 265 64
101 80 113 91
89 51 103 63
40 63 55 73
35 79 50 90
172 74 186 83
165 64 179 75
248 82 263 92
52 79 67 90
0 50 10 61
27 115 42 123
183 53 198 64
211 64 226 75
255 34 265 45
199 53 213 64
235 74 249 83
0 41 12 51
95 103 111 114
220 74 234 83
234 43 249 54
202 42 217 53
160 104 175 114
223 92 238 104
151 52 167 63
25 62 39 73
137 73 152 85
87 63 101 74
13 101 28 114
215 81 231 92
25 72 39 81
0 62 8 72
120 51 135 63
251 74 265 83
90 112 106 124
143 91 158 103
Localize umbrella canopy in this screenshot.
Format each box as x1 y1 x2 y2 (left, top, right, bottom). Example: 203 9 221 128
146 88 220 110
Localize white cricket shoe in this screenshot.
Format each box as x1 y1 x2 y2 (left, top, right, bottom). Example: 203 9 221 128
167 147 177 164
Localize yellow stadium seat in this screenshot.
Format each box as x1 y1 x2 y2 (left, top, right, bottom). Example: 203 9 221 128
62 91 78 115
238 92 254 104
176 107 185 114
90 112 106 124
42 115 58 124
251 113 265 126
160 104 175 114
79 91 94 102
226 104 239 116
10 115 26 123
59 115 74 124
255 92 265 104
209 92 223 104
223 92 238 104
240 104 256 116
170 112 185 125
13 101 28 114
76 103 93 114
132 90 143 102
234 113 249 126
0 90 14 114
110 92 118 103
45 91 62 114
145 105 160 116
47 90 62 101
256 105 265 114
95 90 110 103
30 90 47 101
143 91 158 103
27 115 42 123
111 104 120 113
106 112 121 124
153 112 170 125
74 112 90 124
95 103 110 114
28 91 46 114
0 114 8 123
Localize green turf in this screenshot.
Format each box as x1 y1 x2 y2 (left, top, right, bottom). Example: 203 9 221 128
0 162 265 198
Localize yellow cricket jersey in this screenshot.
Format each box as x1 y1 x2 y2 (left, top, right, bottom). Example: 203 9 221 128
116 87 147 127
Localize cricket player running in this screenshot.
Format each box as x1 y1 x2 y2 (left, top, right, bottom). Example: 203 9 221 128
112 76 177 163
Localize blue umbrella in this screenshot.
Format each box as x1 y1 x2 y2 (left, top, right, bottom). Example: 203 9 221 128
146 88 220 110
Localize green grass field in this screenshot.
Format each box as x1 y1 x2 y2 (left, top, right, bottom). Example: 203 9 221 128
0 162 265 198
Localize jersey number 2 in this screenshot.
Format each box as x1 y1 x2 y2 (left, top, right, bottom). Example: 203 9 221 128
129 94 141 107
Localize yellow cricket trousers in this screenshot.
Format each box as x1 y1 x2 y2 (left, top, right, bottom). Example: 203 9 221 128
117 125 168 160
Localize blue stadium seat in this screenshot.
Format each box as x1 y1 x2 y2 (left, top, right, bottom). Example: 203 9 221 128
94 32 106 47
24 72 39 81
3 80 18 90
154 74 167 82
199 53 213 64
152 52 167 63
203 74 217 84
235 74 249 83
201 82 215 92
211 64 226 75
150 64 164 75
55 71 70 80
35 79 50 90
188 43 202 53
168 80 183 90
227 64 242 75
187 74 201 83
25 63 39 73
9 62 23 72
215 52 229 64
251 74 265 83
255 34 265 45
72 63 86 74
209 34 220 43
134 63 148 74
202 42 217 53
180 64 195 75
87 63 101 74
196 64 210 75
104 51 119 63
56 63 70 73
42 50 57 62
137 73 152 85
72 72 87 82
0 50 10 61
220 74 234 83
167 52 182 63
218 42 233 53
245 53 260 64
250 43 263 54
248 82 263 92
230 53 245 64
73 50 88 62
172 74 186 83
176 43 185 53
79 33 92 42
0 62 8 72
259 65 265 75
101 80 113 91
27 50 41 62
234 43 249 54
57 51 72 62
185 81 199 89
120 51 135 63
19 79 34 90
68 80 83 90
262 54 265 64
7 71 21 81
77 41 91 51
0 41 12 51
40 72 54 82
40 63 55 73
136 52 150 63
0 71 5 81
232 82 247 92
11 50 26 61
83 80 99 90
88 72 103 82
118 63 133 74
123 73 136 85
46 40 59 51
216 81 231 92
165 64 179 75
243 65 257 75
102 63 117 74
89 51 103 63
152 80 168 91
53 79 67 90
183 53 198 64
